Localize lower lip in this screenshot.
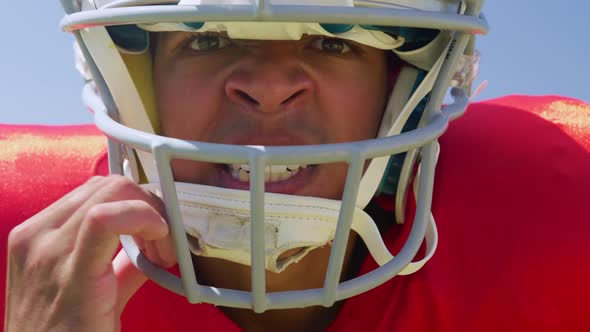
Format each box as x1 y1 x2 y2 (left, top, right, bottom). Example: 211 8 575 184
215 165 316 195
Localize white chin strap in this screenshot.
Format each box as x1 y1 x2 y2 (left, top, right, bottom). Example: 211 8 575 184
141 181 437 274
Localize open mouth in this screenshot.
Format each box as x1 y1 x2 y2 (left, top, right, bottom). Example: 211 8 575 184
227 163 309 183
215 163 317 194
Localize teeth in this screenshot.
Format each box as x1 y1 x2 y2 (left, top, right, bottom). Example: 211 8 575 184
228 164 308 183
264 167 271 182
238 168 249 182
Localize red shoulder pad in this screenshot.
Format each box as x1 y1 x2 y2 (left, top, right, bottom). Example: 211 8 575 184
428 95 590 330
475 95 590 149
0 124 108 225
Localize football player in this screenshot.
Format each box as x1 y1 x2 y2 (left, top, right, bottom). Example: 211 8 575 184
4 0 590 331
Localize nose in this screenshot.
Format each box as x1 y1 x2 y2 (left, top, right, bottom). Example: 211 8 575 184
225 42 314 113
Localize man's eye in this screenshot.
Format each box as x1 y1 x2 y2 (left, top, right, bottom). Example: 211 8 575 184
188 34 231 51
310 37 351 54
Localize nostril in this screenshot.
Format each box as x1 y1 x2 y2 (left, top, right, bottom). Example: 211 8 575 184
281 90 306 106
236 90 259 106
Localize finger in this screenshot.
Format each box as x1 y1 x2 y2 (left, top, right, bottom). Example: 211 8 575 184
24 176 107 230
113 235 177 307
72 199 169 278
6 177 108 269
152 234 178 267
113 235 176 310
112 249 148 313
63 175 166 239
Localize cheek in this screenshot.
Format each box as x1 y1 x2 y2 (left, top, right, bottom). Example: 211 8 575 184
153 75 215 182
318 61 388 142
154 62 223 141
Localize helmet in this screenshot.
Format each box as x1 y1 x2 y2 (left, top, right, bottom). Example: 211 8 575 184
60 0 488 312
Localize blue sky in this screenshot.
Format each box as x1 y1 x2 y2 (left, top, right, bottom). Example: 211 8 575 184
1 1 589 125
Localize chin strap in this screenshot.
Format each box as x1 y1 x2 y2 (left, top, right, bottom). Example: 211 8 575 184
355 37 450 210
141 181 437 274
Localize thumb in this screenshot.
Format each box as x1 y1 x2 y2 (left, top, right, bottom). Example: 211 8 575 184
113 249 149 312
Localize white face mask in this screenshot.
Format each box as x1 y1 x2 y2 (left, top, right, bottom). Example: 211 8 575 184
142 181 436 273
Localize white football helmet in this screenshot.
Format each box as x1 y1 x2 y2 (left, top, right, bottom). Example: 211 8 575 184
60 0 488 312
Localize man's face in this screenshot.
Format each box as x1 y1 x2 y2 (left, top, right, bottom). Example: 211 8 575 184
153 31 389 200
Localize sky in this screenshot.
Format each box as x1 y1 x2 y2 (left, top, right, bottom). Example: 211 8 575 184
0 1 589 125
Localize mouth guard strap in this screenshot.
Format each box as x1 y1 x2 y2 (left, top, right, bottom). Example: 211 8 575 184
143 181 436 274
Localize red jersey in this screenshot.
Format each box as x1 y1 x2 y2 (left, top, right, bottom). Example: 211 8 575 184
2 95 589 331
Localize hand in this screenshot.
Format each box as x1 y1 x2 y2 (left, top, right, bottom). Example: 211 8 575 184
5 175 176 332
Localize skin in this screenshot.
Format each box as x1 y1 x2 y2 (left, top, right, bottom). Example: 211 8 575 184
5 176 177 332
4 31 388 332
154 32 389 200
